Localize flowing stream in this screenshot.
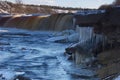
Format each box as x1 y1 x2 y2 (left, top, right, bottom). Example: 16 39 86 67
0 27 95 80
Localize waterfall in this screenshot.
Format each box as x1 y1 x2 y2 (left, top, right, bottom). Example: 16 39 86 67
0 14 74 31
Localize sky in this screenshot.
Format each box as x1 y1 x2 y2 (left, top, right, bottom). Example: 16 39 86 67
3 0 114 8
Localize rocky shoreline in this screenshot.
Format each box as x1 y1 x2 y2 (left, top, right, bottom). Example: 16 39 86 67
65 7 120 80
0 6 120 80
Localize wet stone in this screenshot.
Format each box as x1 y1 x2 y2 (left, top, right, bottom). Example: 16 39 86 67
0 42 10 46
14 75 31 80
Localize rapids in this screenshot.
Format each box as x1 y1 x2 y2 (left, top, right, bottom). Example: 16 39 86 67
0 27 95 80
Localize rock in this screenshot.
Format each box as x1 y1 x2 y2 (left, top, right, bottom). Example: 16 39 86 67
97 62 120 79
114 75 120 80
97 48 120 79
47 32 79 43
98 48 120 65
14 75 31 80
0 42 10 46
47 36 67 43
66 68 96 79
21 47 27 50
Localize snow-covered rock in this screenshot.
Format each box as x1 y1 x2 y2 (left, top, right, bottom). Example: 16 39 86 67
0 9 8 13
0 1 10 14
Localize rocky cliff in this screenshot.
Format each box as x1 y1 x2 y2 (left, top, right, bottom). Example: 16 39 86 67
65 7 120 80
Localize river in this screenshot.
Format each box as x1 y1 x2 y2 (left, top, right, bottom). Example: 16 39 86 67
0 27 95 80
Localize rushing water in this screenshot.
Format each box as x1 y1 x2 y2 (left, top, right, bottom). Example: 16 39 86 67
0 27 95 80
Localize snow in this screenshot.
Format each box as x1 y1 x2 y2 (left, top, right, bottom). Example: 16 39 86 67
0 1 11 14
53 9 76 13
21 13 50 17
0 9 8 13
0 29 8 32
75 9 106 15
114 75 120 80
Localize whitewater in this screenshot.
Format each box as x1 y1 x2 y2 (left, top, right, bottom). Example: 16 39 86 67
0 27 96 80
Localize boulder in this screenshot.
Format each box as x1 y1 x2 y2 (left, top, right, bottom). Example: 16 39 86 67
98 48 120 65
97 62 120 79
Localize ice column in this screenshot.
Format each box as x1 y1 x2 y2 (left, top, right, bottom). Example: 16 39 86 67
76 25 94 43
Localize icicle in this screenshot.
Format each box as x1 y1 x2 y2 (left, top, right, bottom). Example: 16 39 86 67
76 26 94 43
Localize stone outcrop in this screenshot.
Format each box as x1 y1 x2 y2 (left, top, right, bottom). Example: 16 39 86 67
97 48 120 79
65 7 120 80
75 12 105 26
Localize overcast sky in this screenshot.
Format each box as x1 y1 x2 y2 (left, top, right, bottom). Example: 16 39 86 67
3 0 114 8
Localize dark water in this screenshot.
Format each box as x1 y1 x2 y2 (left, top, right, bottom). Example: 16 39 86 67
0 28 95 80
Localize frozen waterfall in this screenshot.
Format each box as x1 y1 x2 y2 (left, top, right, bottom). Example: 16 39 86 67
76 25 94 43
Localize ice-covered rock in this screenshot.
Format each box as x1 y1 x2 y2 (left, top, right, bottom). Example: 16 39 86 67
76 26 94 43
53 30 75 37
47 33 79 43
47 36 67 43
47 30 79 43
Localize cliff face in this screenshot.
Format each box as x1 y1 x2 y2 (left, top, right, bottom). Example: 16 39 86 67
94 7 120 49
75 7 120 46
65 7 120 79
75 11 105 26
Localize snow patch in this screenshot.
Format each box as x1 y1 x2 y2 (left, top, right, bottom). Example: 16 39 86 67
114 75 120 80
75 10 106 15
0 30 8 32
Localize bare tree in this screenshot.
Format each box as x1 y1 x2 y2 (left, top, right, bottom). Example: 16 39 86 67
15 0 23 5
15 0 25 13
113 0 120 5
